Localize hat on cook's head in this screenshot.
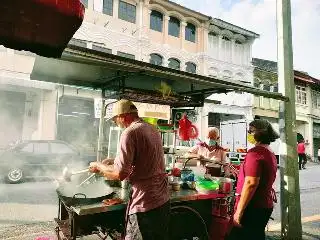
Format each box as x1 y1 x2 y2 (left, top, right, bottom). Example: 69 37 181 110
112 99 138 118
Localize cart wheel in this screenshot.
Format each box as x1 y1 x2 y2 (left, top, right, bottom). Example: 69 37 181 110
169 206 209 240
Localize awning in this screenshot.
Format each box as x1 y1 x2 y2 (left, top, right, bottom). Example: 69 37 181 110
30 44 287 107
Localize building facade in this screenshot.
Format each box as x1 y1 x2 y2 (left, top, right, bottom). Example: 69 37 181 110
200 19 259 136
252 58 320 160
0 0 258 149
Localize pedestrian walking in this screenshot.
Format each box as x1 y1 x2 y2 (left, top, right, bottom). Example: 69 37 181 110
297 139 307 170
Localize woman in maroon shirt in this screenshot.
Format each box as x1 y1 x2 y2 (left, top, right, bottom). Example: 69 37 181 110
227 119 279 240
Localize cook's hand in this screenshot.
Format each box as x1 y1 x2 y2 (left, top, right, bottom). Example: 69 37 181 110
233 210 242 227
198 160 204 168
101 158 114 165
197 141 208 148
89 162 102 174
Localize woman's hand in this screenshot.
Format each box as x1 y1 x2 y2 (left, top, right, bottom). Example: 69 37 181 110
233 209 243 227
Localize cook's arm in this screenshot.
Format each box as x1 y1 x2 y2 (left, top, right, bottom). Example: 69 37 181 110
101 167 120 180
185 145 202 158
221 151 230 176
89 162 120 180
112 131 135 181
90 131 134 181
185 152 202 158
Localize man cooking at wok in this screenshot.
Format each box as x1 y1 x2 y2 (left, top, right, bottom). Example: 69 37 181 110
89 99 170 240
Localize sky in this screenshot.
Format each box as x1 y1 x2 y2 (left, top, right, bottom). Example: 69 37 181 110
171 0 320 78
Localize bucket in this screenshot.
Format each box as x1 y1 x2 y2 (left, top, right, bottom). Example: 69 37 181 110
209 216 231 240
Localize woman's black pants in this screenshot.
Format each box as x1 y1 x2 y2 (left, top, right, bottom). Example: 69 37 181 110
226 207 273 240
298 153 307 169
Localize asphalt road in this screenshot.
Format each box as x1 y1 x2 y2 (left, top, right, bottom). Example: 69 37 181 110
272 163 320 222
0 164 319 239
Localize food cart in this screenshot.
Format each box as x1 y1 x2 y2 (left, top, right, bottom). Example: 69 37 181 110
30 44 286 240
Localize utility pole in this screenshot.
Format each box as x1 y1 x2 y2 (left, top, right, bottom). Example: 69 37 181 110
277 0 302 239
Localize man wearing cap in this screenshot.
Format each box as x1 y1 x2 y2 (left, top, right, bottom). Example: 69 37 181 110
89 99 170 240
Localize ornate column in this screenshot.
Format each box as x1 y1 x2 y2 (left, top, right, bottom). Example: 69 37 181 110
137 0 144 38
113 0 119 19
141 3 150 38
93 0 103 12
218 35 223 60
163 15 170 45
307 116 314 159
37 90 58 140
88 0 94 10
163 58 169 67
180 60 186 71
197 27 202 52
231 39 236 64
247 39 254 65
202 23 209 53
181 21 187 50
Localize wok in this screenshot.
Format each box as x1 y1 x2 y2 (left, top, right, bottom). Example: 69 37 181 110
56 174 116 206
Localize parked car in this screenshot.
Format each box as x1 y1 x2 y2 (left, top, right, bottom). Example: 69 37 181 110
0 140 96 183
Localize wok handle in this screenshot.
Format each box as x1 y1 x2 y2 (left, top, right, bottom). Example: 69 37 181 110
73 193 87 199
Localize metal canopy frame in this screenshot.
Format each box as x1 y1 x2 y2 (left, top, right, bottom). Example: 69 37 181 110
30 44 287 107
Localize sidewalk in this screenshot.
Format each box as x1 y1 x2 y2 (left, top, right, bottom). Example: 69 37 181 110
274 161 320 193
266 219 320 240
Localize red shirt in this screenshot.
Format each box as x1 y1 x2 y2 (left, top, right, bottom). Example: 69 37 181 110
114 120 169 214
236 145 277 209
297 142 305 154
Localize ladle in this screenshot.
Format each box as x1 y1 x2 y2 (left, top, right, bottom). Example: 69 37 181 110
62 167 90 182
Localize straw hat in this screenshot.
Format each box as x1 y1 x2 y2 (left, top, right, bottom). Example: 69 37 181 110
112 99 138 118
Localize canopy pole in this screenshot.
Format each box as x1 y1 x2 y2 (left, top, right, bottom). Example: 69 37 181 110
97 91 106 162
277 0 302 239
